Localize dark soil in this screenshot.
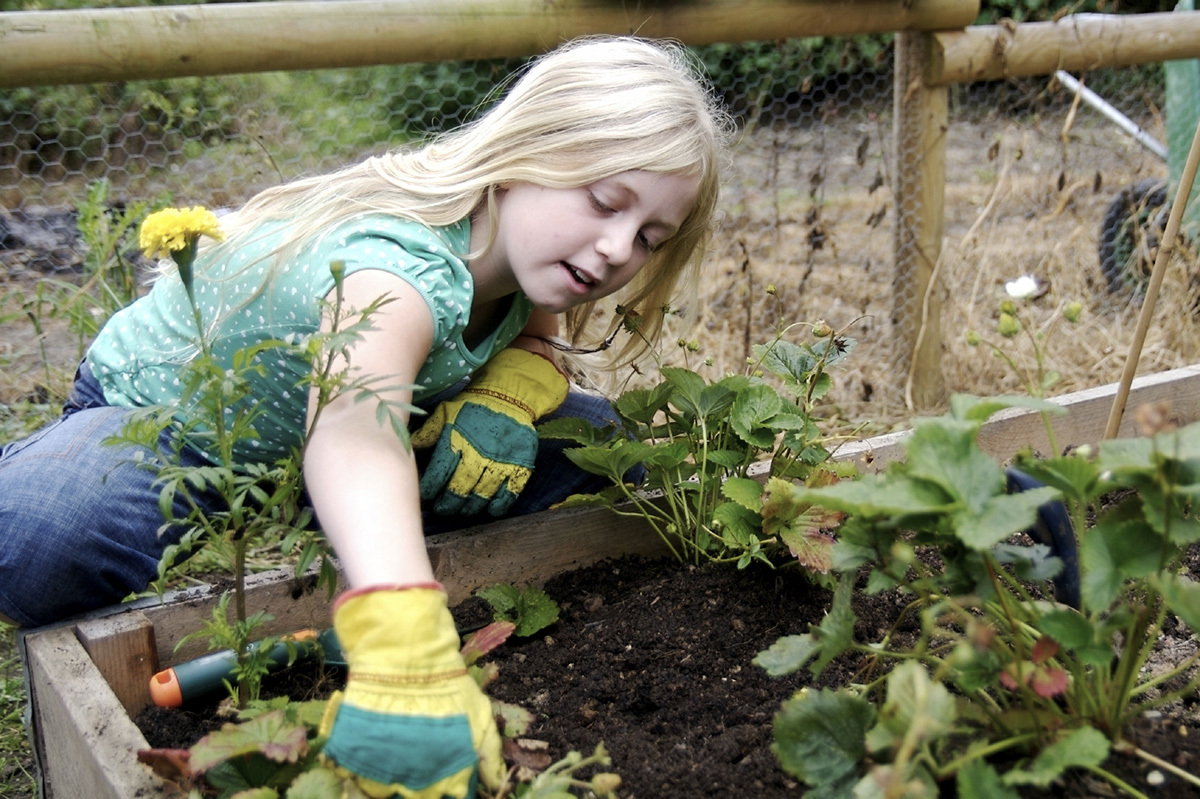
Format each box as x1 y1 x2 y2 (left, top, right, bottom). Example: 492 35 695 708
137 555 1200 798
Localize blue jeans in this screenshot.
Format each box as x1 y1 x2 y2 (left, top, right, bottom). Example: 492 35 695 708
0 363 624 627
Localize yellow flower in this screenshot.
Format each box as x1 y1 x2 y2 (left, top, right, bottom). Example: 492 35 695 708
139 206 224 261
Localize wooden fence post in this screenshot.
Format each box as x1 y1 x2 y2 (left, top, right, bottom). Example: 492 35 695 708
892 31 949 409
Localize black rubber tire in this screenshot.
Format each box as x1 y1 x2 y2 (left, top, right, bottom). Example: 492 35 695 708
1098 178 1168 295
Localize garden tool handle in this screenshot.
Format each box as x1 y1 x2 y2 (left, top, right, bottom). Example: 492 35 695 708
149 628 322 708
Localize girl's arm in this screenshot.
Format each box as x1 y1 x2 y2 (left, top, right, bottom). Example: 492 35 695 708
509 307 562 368
302 269 435 587
305 273 505 798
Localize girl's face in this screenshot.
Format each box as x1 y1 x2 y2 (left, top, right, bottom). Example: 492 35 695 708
481 170 701 314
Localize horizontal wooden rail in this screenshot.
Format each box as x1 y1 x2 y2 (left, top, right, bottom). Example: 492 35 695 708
928 11 1200 85
0 0 981 89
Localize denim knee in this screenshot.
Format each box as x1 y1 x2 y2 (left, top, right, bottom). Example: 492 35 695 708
0 405 209 626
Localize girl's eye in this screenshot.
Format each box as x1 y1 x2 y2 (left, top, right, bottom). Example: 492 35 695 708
588 191 615 214
637 231 656 252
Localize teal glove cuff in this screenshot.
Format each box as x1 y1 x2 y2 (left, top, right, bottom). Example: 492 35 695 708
322 703 477 792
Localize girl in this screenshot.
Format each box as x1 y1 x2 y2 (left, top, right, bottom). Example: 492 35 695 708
0 36 731 797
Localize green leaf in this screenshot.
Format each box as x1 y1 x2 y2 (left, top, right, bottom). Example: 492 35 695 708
189 711 309 773
536 415 612 445
811 573 857 674
948 394 1064 423
722 476 765 512
712 501 761 548
754 339 819 393
730 383 785 448
956 760 1021 799
1012 454 1101 503
951 488 1058 551
475 584 519 615
477 585 559 637
287 767 346 799
1002 727 1109 787
705 448 747 469
561 439 654 481
613 382 673 424
791 472 956 519
228 787 279 799
1096 436 1157 476
906 418 1005 513
1038 609 1094 650
660 367 708 418
865 662 956 753
1079 517 1165 610
754 633 821 676
772 688 875 791
1154 573 1200 631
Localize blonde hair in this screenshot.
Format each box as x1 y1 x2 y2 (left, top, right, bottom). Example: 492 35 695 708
213 35 733 367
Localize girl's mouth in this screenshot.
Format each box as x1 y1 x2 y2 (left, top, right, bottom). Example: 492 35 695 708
566 262 595 284
564 263 595 286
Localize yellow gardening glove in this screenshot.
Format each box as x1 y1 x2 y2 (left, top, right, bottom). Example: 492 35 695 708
319 586 504 798
412 348 568 517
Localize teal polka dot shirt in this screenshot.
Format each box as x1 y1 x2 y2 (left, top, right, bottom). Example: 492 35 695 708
87 213 533 463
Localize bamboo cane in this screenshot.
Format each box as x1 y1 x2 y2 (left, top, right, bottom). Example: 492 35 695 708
1102 113 1200 440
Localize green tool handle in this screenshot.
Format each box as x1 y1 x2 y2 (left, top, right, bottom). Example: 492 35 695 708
149 629 320 707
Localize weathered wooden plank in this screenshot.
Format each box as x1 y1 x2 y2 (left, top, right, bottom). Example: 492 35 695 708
24 626 177 799
136 568 337 667
427 504 672 606
74 611 158 718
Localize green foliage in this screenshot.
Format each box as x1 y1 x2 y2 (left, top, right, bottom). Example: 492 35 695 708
0 180 158 405
0 623 33 799
547 322 858 574
693 36 890 123
109 246 415 707
511 744 622 799
756 395 1200 796
475 584 560 638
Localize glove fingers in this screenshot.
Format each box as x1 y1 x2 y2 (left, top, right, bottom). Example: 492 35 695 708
410 404 451 450
486 483 520 517
435 488 486 517
418 428 462 501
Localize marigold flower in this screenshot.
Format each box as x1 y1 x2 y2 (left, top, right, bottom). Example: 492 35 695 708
139 206 224 261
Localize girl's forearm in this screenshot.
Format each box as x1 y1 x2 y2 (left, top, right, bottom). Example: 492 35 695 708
303 425 433 589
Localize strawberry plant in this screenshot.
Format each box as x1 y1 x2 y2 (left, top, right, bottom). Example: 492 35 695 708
545 323 860 573
754 394 1200 797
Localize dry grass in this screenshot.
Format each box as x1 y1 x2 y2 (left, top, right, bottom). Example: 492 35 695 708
631 112 1199 437
2 113 1197 442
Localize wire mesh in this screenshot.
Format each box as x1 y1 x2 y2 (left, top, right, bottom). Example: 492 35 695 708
0 31 1191 430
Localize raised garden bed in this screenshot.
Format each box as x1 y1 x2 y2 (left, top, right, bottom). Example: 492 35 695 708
21 364 1200 799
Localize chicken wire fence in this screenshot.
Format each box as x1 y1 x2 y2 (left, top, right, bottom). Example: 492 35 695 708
0 37 1183 424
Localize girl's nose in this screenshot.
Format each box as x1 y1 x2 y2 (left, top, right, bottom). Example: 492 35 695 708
596 224 635 267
